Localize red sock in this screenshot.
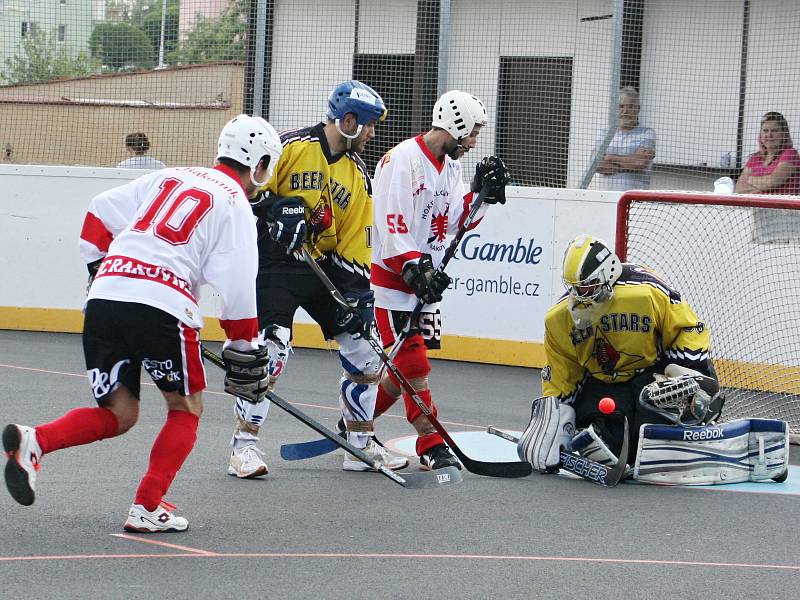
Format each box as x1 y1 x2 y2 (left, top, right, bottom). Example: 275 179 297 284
375 384 399 417
403 389 444 455
35 407 119 455
134 410 199 512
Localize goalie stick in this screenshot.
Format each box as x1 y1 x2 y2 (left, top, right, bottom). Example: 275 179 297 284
203 345 462 489
281 189 492 462
486 422 629 488
294 247 532 479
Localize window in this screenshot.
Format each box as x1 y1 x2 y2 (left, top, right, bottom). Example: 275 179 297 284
496 57 574 187
352 54 415 175
57 25 65 42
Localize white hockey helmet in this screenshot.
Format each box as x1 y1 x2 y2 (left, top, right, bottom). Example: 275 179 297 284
562 234 621 303
432 90 488 141
217 114 283 188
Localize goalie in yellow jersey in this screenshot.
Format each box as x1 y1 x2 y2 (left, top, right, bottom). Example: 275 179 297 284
518 235 729 474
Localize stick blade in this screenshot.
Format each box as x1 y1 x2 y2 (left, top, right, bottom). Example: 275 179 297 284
280 438 339 461
459 457 533 478
395 465 463 489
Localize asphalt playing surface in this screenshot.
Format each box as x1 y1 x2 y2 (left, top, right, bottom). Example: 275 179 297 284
1 330 799 599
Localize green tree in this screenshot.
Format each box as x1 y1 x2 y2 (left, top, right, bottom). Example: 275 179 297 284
89 22 156 71
1 31 99 84
142 1 180 59
170 0 248 64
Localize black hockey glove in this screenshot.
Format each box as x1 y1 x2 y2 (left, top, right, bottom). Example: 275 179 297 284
249 190 274 219
86 258 104 293
268 197 307 254
402 254 452 304
222 345 270 404
470 156 511 204
335 290 375 340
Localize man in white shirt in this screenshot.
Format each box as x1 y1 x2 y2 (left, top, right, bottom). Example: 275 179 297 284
595 87 656 191
3 115 281 533
370 90 510 470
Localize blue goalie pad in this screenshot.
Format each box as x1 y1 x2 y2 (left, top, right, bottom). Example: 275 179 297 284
633 418 789 485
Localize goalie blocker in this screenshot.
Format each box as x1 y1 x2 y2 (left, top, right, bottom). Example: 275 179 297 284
634 418 789 485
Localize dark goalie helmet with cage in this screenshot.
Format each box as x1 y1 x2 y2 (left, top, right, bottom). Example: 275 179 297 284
562 235 621 328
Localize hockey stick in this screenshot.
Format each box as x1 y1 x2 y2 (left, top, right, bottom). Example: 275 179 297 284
281 188 492 461
486 421 629 488
293 247 532 478
203 346 462 489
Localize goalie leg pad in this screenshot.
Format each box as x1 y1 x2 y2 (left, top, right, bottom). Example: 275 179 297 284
517 397 576 472
633 418 789 485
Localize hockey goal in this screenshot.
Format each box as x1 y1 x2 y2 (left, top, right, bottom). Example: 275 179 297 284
616 191 800 443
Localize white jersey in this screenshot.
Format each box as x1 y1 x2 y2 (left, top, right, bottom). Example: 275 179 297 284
371 135 487 311
80 165 260 345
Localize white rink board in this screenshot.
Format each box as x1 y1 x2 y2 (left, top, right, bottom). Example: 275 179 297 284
0 165 618 349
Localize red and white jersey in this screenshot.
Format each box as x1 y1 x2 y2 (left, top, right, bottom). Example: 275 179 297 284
371 135 487 311
80 165 260 346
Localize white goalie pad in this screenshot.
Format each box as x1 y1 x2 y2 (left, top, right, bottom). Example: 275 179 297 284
633 419 789 485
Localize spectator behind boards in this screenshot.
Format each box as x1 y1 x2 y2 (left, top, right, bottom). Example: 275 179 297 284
117 132 166 170
735 111 800 195
595 87 656 191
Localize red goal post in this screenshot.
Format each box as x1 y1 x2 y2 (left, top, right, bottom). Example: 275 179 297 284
616 190 800 443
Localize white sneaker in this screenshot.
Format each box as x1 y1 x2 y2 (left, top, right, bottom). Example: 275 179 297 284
343 438 409 472
124 501 189 533
3 424 42 506
228 444 268 478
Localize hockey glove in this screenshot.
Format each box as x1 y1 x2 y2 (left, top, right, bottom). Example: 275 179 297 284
470 156 511 204
268 197 307 254
335 290 375 340
402 254 452 304
222 345 270 404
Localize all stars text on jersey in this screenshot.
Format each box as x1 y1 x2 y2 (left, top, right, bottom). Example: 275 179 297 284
568 313 653 345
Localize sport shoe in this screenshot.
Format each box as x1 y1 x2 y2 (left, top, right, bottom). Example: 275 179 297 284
123 501 189 533
228 444 268 478
343 438 409 472
3 424 42 506
420 443 462 471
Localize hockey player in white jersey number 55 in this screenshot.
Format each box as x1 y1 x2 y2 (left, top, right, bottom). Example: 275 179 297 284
371 90 511 470
3 115 281 532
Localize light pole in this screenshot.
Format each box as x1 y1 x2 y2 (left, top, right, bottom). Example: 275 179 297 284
157 0 167 68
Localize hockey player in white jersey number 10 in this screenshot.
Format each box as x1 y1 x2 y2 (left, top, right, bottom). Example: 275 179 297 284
370 89 511 470
517 234 789 485
3 115 281 532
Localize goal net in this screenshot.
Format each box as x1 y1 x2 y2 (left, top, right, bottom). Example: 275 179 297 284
617 191 800 442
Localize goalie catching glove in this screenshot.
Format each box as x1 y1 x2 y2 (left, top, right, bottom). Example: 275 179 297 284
402 254 452 304
470 156 511 205
267 196 307 254
222 345 270 404
639 363 724 425
335 289 375 340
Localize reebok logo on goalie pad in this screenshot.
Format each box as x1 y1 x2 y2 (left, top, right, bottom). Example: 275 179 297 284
683 427 723 441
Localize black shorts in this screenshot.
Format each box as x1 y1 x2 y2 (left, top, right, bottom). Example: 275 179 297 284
83 299 206 402
256 268 345 340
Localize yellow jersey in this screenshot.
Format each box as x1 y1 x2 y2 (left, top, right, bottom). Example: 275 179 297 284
258 123 373 289
542 264 711 401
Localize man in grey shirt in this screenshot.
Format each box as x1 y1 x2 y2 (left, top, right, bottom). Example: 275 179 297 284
595 87 655 191
116 132 166 169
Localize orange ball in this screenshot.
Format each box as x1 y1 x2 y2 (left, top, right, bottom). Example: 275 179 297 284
598 396 616 415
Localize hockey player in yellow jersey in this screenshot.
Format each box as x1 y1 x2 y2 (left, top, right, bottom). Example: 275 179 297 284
226 80 409 477
518 234 725 472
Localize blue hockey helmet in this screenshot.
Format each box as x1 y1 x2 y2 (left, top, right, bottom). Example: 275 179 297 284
326 80 388 126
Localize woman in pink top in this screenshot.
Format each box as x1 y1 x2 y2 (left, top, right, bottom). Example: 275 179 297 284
735 111 800 194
